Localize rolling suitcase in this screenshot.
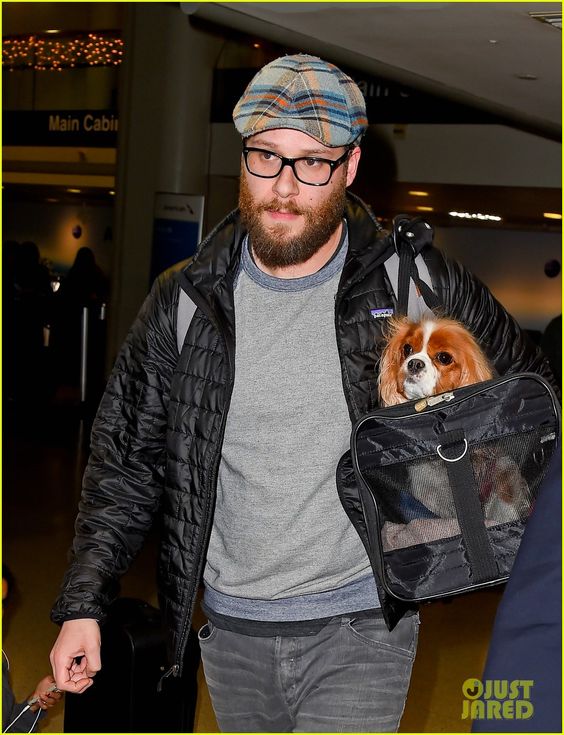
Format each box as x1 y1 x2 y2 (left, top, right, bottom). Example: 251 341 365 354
63 597 200 733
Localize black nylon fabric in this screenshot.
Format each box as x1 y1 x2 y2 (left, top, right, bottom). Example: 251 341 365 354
355 376 557 465
51 193 557 673
383 523 524 601
336 452 418 629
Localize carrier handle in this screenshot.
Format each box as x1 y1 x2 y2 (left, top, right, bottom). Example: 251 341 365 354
437 439 468 462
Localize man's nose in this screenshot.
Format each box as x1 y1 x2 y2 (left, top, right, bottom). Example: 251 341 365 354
272 163 300 198
407 358 426 375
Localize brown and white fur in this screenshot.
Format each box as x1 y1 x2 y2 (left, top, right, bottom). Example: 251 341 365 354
378 316 493 406
377 317 528 536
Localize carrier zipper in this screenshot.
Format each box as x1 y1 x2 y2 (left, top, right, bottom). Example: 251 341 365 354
356 372 560 430
414 391 455 412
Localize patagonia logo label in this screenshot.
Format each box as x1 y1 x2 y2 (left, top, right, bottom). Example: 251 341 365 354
371 308 394 319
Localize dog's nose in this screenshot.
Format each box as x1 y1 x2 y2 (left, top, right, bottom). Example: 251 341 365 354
407 358 425 374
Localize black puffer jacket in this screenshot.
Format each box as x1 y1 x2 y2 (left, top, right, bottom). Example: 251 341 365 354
51 194 553 676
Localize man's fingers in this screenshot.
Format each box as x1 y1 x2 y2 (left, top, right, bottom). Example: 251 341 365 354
51 655 94 691
70 656 87 675
67 677 94 694
79 645 101 677
68 644 101 678
53 655 82 688
60 679 93 694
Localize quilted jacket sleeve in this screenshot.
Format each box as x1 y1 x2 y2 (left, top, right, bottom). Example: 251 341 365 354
427 248 557 391
51 274 180 624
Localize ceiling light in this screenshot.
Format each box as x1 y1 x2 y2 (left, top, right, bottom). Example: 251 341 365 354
408 190 429 197
66 188 81 193
46 198 59 203
45 29 61 34
515 73 538 81
416 206 433 212
543 212 562 220
253 43 261 49
109 190 115 195
449 211 502 222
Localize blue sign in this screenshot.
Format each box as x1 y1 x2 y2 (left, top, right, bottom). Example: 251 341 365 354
150 193 204 284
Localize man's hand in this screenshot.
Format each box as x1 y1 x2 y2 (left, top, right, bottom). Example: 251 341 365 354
49 619 101 693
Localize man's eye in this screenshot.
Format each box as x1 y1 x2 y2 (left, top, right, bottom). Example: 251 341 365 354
436 352 453 365
260 151 276 161
403 344 413 358
303 158 322 168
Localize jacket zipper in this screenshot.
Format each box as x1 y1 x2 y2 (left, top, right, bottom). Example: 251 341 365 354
166 277 235 681
157 664 179 691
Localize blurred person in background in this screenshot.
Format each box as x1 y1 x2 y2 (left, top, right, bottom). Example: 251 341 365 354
11 241 53 406
51 246 109 399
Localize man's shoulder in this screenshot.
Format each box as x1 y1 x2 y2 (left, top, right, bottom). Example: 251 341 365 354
160 257 193 280
345 192 383 234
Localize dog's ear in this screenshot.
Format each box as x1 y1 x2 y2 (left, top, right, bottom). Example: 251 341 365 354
378 328 408 406
459 335 494 386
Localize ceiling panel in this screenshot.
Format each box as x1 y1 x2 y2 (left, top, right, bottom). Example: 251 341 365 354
183 2 561 140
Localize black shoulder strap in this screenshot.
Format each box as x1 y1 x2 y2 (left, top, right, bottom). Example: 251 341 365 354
392 215 441 317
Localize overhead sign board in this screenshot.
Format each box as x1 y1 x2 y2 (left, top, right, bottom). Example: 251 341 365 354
3 110 119 147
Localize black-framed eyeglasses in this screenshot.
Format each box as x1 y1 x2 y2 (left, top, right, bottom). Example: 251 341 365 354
242 146 352 186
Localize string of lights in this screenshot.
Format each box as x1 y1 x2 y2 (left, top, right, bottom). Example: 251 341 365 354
2 32 124 71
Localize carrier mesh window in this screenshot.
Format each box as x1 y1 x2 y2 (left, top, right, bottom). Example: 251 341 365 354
364 457 461 552
360 427 554 553
470 429 547 524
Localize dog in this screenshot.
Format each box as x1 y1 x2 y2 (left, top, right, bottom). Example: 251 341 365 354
376 317 529 548
378 316 493 406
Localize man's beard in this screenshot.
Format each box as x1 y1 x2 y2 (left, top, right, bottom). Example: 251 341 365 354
238 176 347 270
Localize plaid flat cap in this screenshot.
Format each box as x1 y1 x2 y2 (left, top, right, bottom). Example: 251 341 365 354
233 54 368 147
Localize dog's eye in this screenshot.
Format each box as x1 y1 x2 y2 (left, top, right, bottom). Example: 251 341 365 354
403 344 413 358
436 352 453 365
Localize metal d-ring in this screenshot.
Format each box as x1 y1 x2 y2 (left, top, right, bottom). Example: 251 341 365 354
437 438 468 462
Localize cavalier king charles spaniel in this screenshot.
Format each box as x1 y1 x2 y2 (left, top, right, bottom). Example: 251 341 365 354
378 316 493 407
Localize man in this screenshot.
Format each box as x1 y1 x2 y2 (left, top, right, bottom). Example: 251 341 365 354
49 54 553 732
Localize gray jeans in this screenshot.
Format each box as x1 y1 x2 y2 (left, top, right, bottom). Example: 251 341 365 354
198 612 419 732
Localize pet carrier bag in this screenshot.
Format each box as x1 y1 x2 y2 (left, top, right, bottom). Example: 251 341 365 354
337 372 560 604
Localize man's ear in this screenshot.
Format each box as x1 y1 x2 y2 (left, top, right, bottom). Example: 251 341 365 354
345 146 361 187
